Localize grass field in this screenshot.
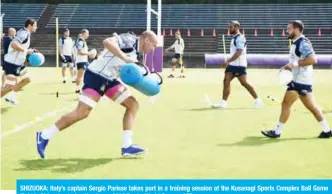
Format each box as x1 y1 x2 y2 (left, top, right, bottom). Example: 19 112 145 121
1 68 332 189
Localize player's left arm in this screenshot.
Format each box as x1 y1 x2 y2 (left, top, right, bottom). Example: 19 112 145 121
165 41 176 52
103 37 137 63
225 50 242 64
298 41 317 66
223 37 245 66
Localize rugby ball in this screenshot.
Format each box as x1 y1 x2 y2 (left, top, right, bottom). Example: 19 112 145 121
89 49 97 59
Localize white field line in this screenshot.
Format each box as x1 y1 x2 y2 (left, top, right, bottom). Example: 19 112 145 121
1 106 72 139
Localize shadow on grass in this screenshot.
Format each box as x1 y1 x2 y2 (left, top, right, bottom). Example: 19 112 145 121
217 136 318 147
39 92 76 96
1 107 12 114
15 157 142 173
185 107 256 111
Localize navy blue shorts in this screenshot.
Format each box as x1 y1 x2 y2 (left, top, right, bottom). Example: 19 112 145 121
225 65 247 77
61 55 73 63
76 62 88 70
287 81 312 96
82 69 123 98
3 61 26 76
173 53 182 60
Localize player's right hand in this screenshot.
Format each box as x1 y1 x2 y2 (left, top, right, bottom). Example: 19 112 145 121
27 49 35 55
221 62 229 68
282 63 293 71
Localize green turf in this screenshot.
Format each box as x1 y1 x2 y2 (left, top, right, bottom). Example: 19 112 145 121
1 68 332 189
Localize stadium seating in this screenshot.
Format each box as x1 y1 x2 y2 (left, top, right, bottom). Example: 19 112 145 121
1 3 331 66
46 4 332 29
217 34 332 54
1 3 48 28
30 33 217 56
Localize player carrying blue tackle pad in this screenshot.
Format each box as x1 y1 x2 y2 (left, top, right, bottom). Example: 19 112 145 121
120 62 162 96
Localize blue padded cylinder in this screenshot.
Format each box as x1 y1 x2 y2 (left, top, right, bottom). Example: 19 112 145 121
120 63 162 96
119 63 143 85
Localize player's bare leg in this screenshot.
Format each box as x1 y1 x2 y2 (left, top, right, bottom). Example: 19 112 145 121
75 68 84 93
107 85 145 156
61 66 67 83
1 73 5 88
55 92 98 131
121 97 139 131
13 77 30 92
299 93 331 138
179 56 185 78
109 87 139 145
2 73 30 104
237 75 262 108
168 58 177 78
1 75 16 97
222 72 234 101
69 67 75 83
36 92 100 158
279 91 298 123
261 91 298 138
213 72 234 108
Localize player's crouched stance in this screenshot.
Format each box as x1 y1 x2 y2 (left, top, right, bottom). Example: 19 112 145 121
36 31 158 158
261 20 331 139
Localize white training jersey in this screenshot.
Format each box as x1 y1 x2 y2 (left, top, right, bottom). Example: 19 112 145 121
88 32 138 80
170 38 184 54
289 35 315 85
4 28 31 66
59 36 74 56
229 34 247 67
74 38 89 63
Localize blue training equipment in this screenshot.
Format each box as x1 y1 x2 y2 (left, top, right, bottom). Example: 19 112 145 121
120 63 162 96
29 53 45 67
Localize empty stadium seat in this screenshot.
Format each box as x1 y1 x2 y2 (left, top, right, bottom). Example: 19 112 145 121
1 3 48 27
46 4 332 29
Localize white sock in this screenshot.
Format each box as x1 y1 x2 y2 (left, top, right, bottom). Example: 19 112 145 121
7 91 17 99
320 120 330 133
274 122 284 135
41 124 59 140
221 100 227 104
122 130 133 148
76 85 81 91
62 77 66 81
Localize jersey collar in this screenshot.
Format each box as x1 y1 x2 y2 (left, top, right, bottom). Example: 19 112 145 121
292 34 304 43
233 33 241 38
